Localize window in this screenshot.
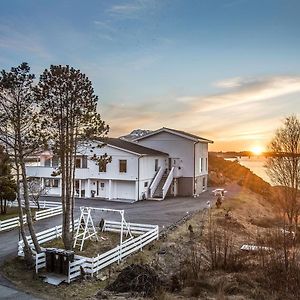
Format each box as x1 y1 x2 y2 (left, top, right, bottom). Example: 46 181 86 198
75 158 81 168
52 179 59 188
100 182 105 189
154 159 159 172
203 177 206 190
119 160 127 173
44 159 51 167
44 179 51 187
99 161 107 172
199 158 203 173
52 156 59 168
75 180 80 190
82 156 88 168
144 182 148 188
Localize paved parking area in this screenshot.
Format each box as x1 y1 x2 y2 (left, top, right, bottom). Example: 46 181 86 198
0 187 239 299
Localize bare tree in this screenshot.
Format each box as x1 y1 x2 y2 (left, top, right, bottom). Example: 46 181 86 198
27 177 49 210
266 115 300 226
0 63 42 262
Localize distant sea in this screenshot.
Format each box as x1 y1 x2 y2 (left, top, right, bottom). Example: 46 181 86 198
225 156 273 185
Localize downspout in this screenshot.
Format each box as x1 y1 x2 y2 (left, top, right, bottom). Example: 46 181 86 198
193 141 199 196
137 156 141 201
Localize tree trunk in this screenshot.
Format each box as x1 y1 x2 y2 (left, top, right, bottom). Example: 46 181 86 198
20 161 41 253
15 164 34 266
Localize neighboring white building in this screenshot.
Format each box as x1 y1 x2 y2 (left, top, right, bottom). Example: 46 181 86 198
26 128 213 202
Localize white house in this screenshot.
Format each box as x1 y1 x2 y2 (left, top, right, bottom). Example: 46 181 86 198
132 127 213 197
26 128 213 202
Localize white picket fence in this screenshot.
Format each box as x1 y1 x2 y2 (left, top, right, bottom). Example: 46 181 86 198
0 215 27 232
0 201 63 233
18 220 79 257
34 206 63 221
28 220 159 283
10 200 61 209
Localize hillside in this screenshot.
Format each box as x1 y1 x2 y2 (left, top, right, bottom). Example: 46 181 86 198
208 153 271 198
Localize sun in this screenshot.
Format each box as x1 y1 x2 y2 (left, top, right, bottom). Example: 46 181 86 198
251 146 264 155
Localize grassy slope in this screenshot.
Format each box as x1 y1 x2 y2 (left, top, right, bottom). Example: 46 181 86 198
208 154 272 198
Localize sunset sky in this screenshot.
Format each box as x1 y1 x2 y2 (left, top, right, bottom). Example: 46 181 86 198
1 0 300 151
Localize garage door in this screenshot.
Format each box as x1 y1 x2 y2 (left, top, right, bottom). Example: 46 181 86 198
116 181 136 200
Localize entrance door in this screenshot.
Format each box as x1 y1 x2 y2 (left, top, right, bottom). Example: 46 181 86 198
96 181 106 198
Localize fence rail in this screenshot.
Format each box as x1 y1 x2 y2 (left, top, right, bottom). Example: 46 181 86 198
0 215 27 232
34 206 63 221
18 220 79 256
10 200 61 209
23 219 159 283
0 201 63 233
68 223 159 282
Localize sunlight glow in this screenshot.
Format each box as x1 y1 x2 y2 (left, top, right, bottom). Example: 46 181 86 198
251 146 264 155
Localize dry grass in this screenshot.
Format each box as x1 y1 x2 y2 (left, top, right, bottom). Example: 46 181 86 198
43 231 126 257
2 257 106 300
0 207 37 221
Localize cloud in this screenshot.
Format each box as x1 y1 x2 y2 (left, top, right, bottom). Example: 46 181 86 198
0 23 51 59
177 76 300 112
101 75 300 150
214 77 243 88
106 0 159 18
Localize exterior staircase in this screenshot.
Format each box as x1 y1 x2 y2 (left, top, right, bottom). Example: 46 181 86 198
148 166 175 201
152 175 168 199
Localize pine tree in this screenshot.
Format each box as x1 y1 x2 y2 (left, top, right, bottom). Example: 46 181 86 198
0 146 16 214
0 63 42 262
35 65 109 249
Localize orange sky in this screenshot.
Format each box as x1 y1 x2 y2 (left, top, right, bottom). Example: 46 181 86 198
101 76 300 151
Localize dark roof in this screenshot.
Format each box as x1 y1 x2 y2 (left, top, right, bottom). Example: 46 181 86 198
104 138 168 156
133 127 213 143
162 127 213 142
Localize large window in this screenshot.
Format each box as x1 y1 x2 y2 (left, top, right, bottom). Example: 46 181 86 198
119 160 127 173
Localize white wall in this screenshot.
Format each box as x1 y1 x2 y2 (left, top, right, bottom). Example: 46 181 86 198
194 142 208 177
138 155 167 199
136 132 195 177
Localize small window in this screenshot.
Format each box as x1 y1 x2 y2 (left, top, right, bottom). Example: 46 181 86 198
52 156 59 168
154 159 159 172
52 179 59 188
99 161 107 172
203 177 206 190
75 158 81 168
119 160 127 173
44 179 51 187
144 182 148 188
44 159 51 167
75 180 80 190
199 158 203 173
82 156 88 168
100 182 105 188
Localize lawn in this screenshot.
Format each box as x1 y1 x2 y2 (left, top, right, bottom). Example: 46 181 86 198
0 207 38 221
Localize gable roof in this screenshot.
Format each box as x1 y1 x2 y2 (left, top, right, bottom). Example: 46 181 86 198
133 127 214 143
104 138 168 156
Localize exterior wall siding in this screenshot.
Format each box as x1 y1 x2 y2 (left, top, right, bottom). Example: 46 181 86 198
177 177 193 196
136 132 194 177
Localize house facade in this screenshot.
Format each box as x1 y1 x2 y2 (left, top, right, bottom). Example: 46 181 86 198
133 127 213 197
26 128 213 202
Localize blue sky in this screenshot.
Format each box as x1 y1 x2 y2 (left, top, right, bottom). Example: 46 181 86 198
1 0 300 150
